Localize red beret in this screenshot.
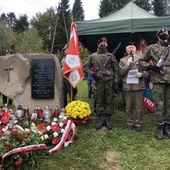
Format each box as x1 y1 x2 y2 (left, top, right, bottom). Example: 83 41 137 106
97 37 107 45
156 27 169 37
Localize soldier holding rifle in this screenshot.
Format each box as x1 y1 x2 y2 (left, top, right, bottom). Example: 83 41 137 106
143 27 170 139
84 37 119 130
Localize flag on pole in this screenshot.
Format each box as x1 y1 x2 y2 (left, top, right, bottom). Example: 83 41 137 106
63 22 84 88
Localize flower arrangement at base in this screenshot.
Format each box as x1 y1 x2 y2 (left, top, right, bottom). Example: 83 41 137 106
0 125 47 170
65 100 91 124
0 108 77 169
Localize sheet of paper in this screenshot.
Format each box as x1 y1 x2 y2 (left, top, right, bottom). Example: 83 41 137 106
126 69 139 84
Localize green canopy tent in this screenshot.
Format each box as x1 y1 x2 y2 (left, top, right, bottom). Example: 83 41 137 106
75 1 170 57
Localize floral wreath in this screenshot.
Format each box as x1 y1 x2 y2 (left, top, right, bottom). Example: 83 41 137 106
0 107 76 169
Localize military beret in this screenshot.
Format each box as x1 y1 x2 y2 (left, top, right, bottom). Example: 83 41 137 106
156 27 169 37
63 44 69 50
97 37 107 45
126 42 137 47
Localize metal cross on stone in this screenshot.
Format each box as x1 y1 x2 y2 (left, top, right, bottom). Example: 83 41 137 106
4 62 13 82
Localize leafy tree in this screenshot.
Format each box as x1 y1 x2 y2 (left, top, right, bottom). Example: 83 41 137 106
99 0 130 17
99 0 113 17
13 14 29 33
110 0 129 12
30 8 56 52
0 13 8 23
6 12 16 28
15 28 44 53
133 0 151 12
152 0 166 16
72 0 85 21
79 45 90 64
0 22 16 55
57 0 71 46
162 0 170 15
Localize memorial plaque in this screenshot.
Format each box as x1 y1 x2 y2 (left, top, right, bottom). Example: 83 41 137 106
31 58 55 99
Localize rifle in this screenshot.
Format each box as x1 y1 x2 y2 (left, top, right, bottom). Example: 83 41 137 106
97 42 121 77
156 45 170 67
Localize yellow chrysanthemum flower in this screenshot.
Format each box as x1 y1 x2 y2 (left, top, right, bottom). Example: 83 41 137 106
65 100 91 119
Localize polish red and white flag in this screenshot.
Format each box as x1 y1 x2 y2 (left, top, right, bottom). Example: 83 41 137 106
63 22 84 88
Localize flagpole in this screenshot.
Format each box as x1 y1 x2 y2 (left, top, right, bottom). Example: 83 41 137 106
70 85 73 102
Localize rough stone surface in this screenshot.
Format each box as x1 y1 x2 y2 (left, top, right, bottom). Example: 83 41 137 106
0 53 63 113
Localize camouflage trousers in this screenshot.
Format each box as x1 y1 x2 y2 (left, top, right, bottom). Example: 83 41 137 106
152 83 170 124
95 80 114 116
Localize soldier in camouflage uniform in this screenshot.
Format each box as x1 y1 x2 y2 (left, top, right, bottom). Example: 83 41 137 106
119 42 148 132
84 37 119 130
143 27 170 139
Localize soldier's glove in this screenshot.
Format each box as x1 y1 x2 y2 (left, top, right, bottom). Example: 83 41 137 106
134 72 142 78
147 65 160 73
92 73 101 81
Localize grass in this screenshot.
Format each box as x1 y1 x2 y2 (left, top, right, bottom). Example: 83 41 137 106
2 80 170 170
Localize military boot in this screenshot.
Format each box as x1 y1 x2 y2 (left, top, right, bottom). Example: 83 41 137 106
164 123 170 138
95 115 103 130
155 124 164 140
105 114 113 130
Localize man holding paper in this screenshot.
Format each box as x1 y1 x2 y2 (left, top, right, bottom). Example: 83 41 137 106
119 42 148 132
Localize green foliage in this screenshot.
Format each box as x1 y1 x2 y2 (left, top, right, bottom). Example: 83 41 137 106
32 80 170 170
56 0 71 48
1 80 170 169
0 22 17 55
72 0 85 21
15 28 44 53
152 0 167 16
6 12 17 29
13 14 29 33
99 0 113 17
30 8 56 53
79 45 90 64
133 0 152 12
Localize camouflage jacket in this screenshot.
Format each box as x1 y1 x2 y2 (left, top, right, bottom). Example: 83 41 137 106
143 40 170 84
119 53 148 91
83 48 119 83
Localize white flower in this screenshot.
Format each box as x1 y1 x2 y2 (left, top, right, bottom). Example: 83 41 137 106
53 132 59 137
61 128 65 133
51 122 57 126
59 115 63 119
53 118 58 122
24 128 30 132
59 122 64 127
46 125 51 131
14 120 18 124
40 136 44 141
63 116 67 120
31 123 36 127
2 126 8 132
44 134 49 139
4 130 10 135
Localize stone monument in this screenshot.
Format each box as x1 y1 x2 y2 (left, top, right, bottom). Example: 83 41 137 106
0 53 63 113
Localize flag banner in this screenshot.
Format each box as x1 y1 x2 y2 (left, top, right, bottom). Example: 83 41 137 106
143 97 156 113
63 22 80 74
64 54 81 72
63 22 84 88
